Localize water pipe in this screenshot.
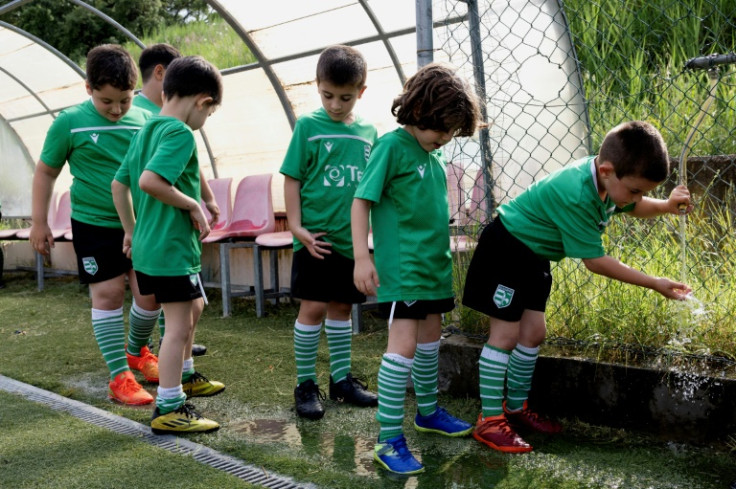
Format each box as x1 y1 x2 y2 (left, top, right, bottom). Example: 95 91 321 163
678 68 720 289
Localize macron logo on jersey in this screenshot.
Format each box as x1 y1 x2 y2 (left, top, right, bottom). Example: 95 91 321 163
324 141 333 153
417 164 426 178
90 133 99 144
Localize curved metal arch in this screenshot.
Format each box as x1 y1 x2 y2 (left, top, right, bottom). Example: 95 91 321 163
67 0 145 48
357 0 407 85
0 20 85 78
0 113 36 174
205 0 297 129
0 65 53 117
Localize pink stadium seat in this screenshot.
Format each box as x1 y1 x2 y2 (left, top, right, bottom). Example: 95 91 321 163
204 174 275 243
15 190 63 239
200 174 278 317
201 177 232 233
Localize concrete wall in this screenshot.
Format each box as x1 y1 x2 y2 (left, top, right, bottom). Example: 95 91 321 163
438 334 736 443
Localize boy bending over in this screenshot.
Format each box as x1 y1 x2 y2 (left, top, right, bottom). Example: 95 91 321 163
463 120 692 453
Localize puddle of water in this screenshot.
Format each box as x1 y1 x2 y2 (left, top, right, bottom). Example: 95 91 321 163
232 418 511 485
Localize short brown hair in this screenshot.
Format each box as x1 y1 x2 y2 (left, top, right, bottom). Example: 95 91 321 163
598 121 670 182
139 43 181 82
316 45 367 88
391 63 481 137
86 44 137 91
163 56 223 106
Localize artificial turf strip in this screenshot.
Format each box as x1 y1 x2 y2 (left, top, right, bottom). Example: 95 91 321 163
0 391 257 489
1 273 736 488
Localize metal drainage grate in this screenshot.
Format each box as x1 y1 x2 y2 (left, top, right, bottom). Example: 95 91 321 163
0 375 315 489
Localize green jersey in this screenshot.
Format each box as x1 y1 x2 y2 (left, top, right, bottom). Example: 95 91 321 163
115 116 202 276
280 107 377 258
133 93 161 115
39 99 151 228
354 128 452 302
499 156 634 261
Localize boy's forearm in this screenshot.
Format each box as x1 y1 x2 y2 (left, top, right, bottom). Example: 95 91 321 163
283 176 302 231
31 161 61 224
629 197 668 218
199 168 214 203
351 198 371 259
583 255 657 289
139 170 199 211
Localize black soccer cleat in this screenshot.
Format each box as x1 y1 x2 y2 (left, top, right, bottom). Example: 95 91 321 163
329 373 378 407
294 379 326 420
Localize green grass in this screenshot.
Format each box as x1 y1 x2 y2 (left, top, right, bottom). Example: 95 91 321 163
0 391 257 489
453 191 736 360
1 274 735 488
121 18 256 78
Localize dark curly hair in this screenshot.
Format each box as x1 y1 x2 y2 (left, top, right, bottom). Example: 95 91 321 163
391 62 482 137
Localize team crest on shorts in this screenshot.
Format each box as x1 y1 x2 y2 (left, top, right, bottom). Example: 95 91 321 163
82 257 98 276
189 274 199 287
493 285 514 309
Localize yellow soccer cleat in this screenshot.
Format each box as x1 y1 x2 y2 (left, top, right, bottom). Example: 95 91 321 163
151 402 220 435
182 371 225 397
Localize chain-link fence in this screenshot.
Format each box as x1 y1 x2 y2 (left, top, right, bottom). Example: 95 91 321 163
431 0 736 356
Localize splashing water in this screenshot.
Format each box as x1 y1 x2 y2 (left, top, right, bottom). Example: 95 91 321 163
683 292 707 316
669 293 710 350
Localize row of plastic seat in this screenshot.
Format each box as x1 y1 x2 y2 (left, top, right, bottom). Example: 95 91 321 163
196 174 293 317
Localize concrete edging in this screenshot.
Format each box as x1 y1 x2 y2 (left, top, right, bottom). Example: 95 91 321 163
438 334 736 443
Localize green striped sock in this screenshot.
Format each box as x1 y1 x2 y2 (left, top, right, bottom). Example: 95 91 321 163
156 385 187 414
294 321 321 385
91 307 129 380
325 318 352 383
376 353 413 442
411 340 440 416
506 343 539 411
126 302 161 356
479 344 510 418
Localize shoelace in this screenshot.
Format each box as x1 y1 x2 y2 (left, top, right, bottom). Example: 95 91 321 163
346 373 369 390
118 375 141 394
298 382 326 402
480 418 516 438
175 403 203 420
387 436 410 457
188 372 208 383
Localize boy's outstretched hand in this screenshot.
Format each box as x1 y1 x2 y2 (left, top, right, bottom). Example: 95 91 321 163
668 184 693 215
652 277 692 300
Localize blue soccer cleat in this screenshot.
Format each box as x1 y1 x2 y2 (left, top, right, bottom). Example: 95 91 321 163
414 406 473 437
373 434 425 475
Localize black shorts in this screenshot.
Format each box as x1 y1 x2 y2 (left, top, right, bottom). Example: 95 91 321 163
135 271 204 303
71 218 132 284
378 297 455 320
462 218 552 322
290 247 366 304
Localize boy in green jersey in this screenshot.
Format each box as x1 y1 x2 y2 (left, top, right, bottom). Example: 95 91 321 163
113 56 225 434
462 121 693 453
352 63 482 475
134 43 210 358
30 45 160 406
281 45 378 420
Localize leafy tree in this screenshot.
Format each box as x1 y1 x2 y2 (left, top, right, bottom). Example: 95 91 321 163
0 0 207 63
